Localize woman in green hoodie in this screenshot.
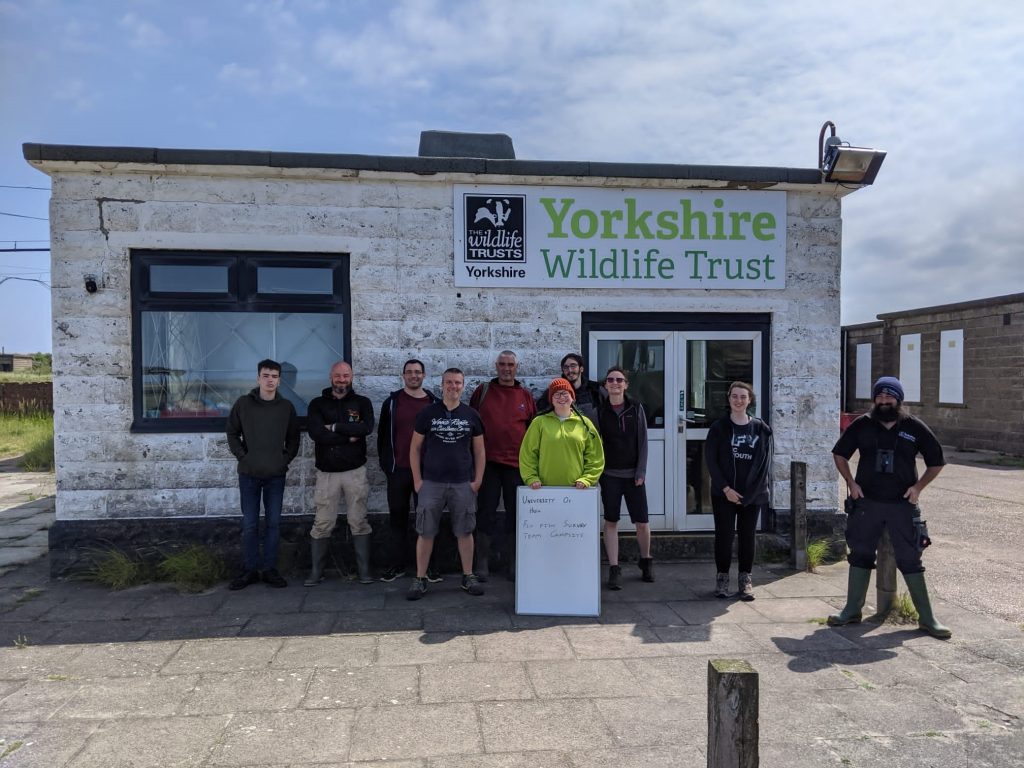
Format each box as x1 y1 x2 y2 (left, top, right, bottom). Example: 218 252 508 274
519 378 605 489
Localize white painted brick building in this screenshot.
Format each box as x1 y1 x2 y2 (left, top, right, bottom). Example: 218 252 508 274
25 133 859 571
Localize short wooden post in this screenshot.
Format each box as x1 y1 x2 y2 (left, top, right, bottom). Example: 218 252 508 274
869 527 897 621
790 461 807 571
707 659 759 768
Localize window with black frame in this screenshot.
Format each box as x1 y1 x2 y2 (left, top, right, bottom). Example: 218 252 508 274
131 250 349 431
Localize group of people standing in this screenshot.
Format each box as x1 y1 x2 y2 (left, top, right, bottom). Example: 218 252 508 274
224 356 950 637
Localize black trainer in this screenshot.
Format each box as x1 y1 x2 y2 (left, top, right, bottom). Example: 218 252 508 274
229 570 260 591
262 569 288 588
461 573 484 596
425 568 444 583
407 577 427 601
379 567 406 583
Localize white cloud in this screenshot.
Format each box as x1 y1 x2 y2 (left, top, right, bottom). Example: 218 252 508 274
119 12 167 49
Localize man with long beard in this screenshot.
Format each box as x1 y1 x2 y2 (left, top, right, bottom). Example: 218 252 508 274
829 376 951 638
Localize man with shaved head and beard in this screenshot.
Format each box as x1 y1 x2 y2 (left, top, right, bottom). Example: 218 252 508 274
305 360 376 586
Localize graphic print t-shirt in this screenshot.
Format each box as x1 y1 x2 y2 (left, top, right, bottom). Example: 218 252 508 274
414 401 485 484
730 422 759 495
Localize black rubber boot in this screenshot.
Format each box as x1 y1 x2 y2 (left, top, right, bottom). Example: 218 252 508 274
828 566 872 626
303 537 329 587
903 572 952 639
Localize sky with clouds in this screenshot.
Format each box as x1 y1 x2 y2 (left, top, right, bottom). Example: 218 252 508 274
1 0 1022 352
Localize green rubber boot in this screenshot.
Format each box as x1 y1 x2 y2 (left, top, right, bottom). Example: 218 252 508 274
303 537 329 587
903 572 952 639
828 566 872 626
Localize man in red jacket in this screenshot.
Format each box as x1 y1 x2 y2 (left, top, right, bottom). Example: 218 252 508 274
469 350 536 579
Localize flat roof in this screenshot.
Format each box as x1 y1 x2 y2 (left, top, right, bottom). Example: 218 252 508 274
23 142 826 186
877 292 1024 319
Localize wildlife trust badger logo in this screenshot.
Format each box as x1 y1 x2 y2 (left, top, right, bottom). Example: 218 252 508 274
464 194 525 263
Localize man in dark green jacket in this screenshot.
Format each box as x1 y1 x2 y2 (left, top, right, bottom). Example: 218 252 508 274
226 359 300 589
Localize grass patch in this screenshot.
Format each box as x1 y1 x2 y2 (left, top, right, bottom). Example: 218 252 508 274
0 411 54 470
13 635 29 649
0 740 25 759
887 591 919 625
806 538 842 572
157 546 226 592
15 588 43 604
79 547 153 590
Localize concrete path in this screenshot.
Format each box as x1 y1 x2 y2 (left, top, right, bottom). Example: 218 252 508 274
0 455 1020 767
0 459 54 577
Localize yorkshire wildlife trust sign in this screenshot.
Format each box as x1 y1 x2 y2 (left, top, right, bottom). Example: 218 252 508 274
454 185 786 289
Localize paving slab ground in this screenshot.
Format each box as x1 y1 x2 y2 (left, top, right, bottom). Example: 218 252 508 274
0 450 1020 767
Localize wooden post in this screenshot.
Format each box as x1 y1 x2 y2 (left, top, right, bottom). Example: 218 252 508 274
707 659 759 768
790 461 807 571
868 527 897 621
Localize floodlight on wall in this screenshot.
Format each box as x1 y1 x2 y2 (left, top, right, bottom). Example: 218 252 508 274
818 121 886 185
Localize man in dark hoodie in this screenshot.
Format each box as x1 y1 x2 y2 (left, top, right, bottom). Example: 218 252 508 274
304 361 376 586
536 353 604 422
226 359 300 590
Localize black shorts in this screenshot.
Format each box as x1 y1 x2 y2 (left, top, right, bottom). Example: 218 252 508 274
600 474 649 524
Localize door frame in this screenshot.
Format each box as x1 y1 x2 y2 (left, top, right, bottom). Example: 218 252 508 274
583 312 772 532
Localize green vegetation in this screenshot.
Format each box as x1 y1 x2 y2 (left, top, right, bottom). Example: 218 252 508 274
156 545 227 593
80 548 153 590
978 455 1024 468
806 538 842 572
0 411 54 470
0 353 52 383
81 544 226 592
15 588 43 604
13 635 29 649
0 740 25 758
889 591 919 624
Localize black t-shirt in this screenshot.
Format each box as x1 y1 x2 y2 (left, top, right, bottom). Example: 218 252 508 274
832 414 945 501
414 401 484 484
730 422 756 495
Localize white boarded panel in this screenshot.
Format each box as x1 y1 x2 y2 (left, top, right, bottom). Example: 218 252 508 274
939 329 964 404
855 343 872 399
899 334 922 402
516 487 601 616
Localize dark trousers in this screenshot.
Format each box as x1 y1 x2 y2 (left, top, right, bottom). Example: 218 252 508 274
846 498 924 574
476 461 522 536
238 473 286 572
385 467 417 569
712 496 760 574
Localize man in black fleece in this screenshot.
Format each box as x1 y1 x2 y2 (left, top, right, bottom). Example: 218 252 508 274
304 361 376 586
226 359 300 590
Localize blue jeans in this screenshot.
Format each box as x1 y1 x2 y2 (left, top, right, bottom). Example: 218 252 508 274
238 473 286 572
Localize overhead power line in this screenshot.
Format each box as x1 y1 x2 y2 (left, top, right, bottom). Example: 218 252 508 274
0 211 48 221
0 185 50 191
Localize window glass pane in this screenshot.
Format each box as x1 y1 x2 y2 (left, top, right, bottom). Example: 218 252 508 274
686 340 753 429
596 339 665 428
141 311 344 418
150 265 228 293
257 267 333 295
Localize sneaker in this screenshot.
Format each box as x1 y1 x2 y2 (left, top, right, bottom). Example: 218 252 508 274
406 577 427 601
607 564 622 591
229 570 260 591
461 573 484 596
737 572 755 601
379 567 406 583
714 573 730 599
262 569 288 589
426 568 444 583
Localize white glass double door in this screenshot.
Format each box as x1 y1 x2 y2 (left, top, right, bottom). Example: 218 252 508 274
589 330 762 531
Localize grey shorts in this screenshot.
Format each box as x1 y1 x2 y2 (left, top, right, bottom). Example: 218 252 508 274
415 480 477 538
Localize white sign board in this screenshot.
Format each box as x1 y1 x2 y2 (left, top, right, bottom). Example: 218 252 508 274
515 486 601 617
454 185 787 289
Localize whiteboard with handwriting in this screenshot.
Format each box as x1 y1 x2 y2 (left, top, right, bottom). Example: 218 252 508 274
515 486 601 616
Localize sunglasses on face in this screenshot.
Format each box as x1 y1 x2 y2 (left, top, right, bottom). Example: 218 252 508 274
605 377 626 383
